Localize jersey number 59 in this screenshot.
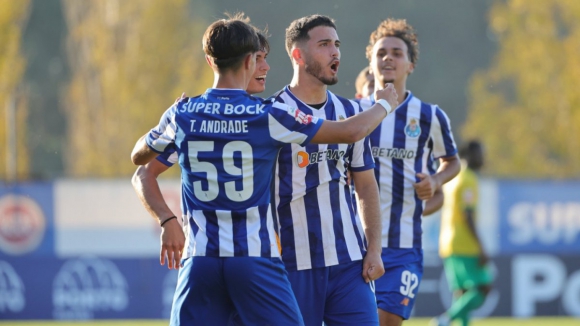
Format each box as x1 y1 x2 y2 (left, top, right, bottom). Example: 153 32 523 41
188 141 253 202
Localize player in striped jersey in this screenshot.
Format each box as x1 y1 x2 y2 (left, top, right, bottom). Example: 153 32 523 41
132 30 273 271
356 19 461 326
131 14 398 326
270 15 389 326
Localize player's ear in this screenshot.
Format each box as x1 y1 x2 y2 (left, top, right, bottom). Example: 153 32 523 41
205 55 214 68
291 47 304 65
243 52 254 70
407 62 415 75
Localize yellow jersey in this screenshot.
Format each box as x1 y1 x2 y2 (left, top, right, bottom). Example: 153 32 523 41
439 163 481 258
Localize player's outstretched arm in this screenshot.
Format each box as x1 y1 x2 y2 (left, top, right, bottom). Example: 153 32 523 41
132 160 185 269
352 169 385 283
311 84 398 144
131 134 158 165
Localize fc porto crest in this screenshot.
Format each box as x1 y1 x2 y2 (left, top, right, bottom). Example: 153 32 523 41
404 118 421 138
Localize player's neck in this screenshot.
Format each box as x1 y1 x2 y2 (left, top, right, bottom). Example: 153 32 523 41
212 70 249 91
289 71 327 105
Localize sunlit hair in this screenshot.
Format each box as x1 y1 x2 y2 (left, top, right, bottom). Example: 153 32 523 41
366 18 419 65
202 12 260 71
257 29 270 54
285 15 336 56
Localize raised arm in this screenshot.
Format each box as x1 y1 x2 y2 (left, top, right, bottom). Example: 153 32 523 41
311 84 398 144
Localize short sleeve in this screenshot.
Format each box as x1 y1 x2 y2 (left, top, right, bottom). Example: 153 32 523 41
156 144 178 167
267 101 323 147
146 105 178 153
430 106 457 159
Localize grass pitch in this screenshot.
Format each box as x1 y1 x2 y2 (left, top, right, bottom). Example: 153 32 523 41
1 317 579 326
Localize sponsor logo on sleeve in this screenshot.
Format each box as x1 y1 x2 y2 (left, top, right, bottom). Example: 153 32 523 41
52 256 128 319
287 107 316 125
0 195 46 255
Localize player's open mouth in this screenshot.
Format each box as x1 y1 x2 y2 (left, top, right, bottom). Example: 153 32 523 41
330 60 340 74
255 75 266 82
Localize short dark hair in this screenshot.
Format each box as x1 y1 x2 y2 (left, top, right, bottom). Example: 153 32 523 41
202 13 260 71
285 15 336 56
257 30 270 54
366 19 419 65
459 140 482 159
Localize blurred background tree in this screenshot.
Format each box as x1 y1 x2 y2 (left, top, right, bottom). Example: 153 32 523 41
0 0 31 181
13 0 580 180
464 0 580 178
61 0 212 177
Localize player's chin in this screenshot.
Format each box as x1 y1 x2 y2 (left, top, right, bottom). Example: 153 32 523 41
247 86 265 94
322 75 339 86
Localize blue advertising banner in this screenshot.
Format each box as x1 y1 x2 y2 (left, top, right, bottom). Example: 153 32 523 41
0 256 178 320
0 183 55 258
498 180 580 254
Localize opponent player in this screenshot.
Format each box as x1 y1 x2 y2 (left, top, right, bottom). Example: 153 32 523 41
271 15 386 326
131 30 272 270
130 14 398 326
356 19 460 326
431 140 492 326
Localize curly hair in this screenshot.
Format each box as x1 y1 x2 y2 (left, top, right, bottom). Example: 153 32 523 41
365 19 419 65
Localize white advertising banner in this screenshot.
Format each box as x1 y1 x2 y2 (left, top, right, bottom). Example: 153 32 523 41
54 179 182 257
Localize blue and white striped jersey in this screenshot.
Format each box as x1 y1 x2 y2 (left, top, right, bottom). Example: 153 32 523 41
272 86 375 271
357 91 457 249
155 144 177 166
146 88 323 259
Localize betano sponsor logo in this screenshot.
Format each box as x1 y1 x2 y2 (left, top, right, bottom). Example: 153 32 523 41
52 256 128 319
0 195 46 255
371 147 416 160
0 261 25 313
296 149 346 168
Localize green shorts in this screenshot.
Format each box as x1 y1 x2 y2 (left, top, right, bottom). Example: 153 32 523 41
443 255 492 291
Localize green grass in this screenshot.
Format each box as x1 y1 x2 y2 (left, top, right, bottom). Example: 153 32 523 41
1 317 578 326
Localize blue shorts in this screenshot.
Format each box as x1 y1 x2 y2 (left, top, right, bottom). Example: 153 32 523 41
375 248 423 320
170 256 303 326
287 260 378 326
